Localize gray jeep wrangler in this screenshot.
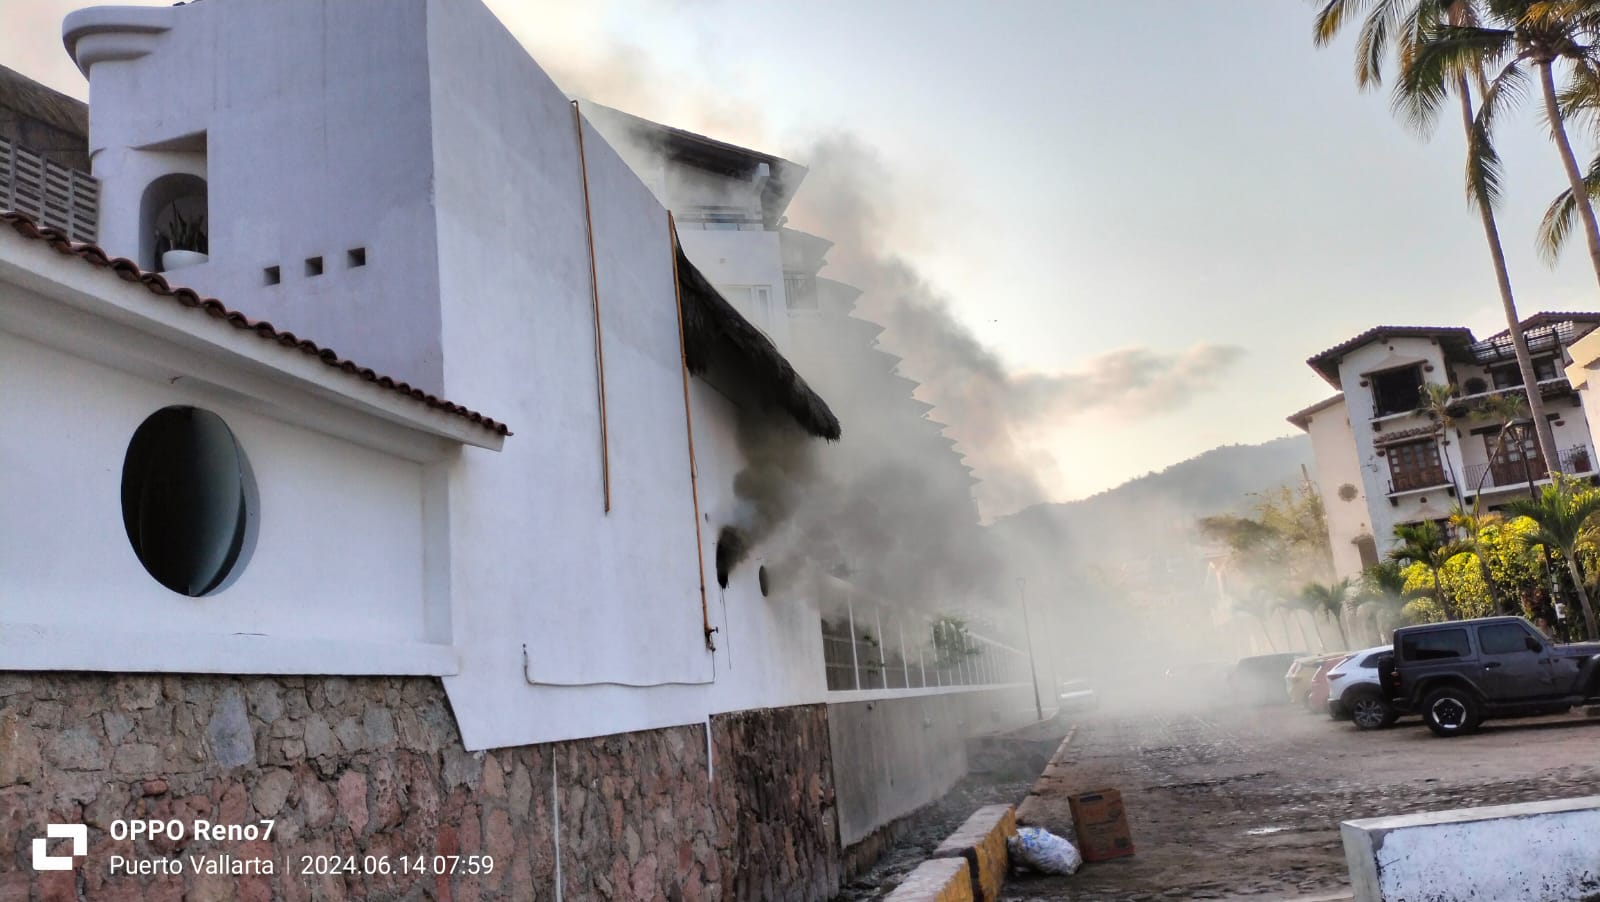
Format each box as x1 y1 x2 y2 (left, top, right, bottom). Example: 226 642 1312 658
1388 616 1600 737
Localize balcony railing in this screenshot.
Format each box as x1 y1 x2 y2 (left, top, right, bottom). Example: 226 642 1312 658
1463 445 1596 493
0 136 98 244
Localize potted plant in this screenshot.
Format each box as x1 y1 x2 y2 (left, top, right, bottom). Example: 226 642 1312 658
155 203 208 271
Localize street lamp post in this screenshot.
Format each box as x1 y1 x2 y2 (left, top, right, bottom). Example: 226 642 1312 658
1017 577 1044 722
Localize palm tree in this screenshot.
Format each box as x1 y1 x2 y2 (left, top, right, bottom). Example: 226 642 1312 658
1504 478 1600 639
1310 0 1559 471
1389 520 1474 619
1449 503 1510 613
1416 382 1465 491
1356 558 1411 640
1402 1 1600 290
1233 591 1287 652
1301 579 1356 648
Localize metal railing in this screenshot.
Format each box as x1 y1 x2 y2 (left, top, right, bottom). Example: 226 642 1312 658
1463 445 1596 492
1387 469 1450 494
0 136 97 243
820 612 1029 693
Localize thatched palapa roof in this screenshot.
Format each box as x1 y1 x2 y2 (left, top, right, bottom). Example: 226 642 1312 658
675 240 841 441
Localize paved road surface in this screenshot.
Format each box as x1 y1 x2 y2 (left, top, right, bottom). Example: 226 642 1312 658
1004 696 1600 900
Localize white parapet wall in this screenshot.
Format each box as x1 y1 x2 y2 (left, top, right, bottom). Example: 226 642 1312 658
1342 796 1600 902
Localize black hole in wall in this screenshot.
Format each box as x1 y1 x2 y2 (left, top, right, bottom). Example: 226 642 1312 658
305 256 323 277
758 565 770 597
715 526 746 589
347 248 366 268
121 406 258 597
263 266 280 286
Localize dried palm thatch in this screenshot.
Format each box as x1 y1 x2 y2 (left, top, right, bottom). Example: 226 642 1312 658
676 239 841 441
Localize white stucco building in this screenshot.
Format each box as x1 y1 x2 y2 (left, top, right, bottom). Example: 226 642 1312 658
1292 315 1600 577
0 3 1039 893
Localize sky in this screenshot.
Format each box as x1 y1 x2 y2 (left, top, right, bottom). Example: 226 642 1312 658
7 0 1600 508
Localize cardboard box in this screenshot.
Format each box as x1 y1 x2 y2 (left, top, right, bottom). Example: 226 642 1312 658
1068 788 1135 862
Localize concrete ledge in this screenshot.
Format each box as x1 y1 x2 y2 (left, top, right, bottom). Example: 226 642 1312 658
1342 795 1600 902
884 857 974 902
932 804 1017 902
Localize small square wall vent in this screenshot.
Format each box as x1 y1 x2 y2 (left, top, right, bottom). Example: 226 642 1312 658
263 266 280 286
305 256 324 277
347 247 366 268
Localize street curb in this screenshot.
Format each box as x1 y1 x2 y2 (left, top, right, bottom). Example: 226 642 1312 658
931 804 1018 902
1016 724 1077 827
883 856 975 902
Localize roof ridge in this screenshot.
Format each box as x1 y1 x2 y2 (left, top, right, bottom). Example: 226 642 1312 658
0 210 510 436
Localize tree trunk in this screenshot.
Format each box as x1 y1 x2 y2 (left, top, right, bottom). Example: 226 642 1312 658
1539 60 1600 295
1306 609 1329 652
1567 555 1600 641
1431 564 1456 620
1456 73 1559 471
1474 551 1506 615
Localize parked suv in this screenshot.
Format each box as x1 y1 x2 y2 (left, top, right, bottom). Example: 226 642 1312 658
1325 645 1396 730
1391 616 1600 737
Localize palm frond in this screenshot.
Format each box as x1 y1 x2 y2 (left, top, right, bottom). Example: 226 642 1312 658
1467 61 1529 209
1395 23 1517 136
1556 56 1600 137
1536 152 1600 263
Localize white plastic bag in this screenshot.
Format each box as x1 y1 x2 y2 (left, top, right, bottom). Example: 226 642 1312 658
1007 826 1082 875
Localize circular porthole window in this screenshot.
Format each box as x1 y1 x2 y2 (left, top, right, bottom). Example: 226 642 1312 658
121 406 258 596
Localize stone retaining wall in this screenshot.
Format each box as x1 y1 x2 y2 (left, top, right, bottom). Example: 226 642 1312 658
0 673 837 901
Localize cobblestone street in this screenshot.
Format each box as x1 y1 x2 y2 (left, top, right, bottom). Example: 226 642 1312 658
1005 697 1600 901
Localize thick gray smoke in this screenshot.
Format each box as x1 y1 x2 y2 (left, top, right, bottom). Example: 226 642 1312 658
789 135 1245 518
543 33 1258 681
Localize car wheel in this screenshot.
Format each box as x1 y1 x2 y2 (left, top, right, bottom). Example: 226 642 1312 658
1348 692 1396 731
1421 687 1480 737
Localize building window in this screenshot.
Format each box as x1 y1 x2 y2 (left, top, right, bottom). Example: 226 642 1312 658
1371 365 1424 417
1386 439 1446 492
1484 430 1544 487
121 407 258 596
719 284 775 330
1492 356 1563 388
1354 535 1379 569
784 275 818 310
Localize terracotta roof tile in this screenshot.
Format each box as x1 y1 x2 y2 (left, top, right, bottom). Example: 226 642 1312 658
1374 425 1436 445
1 211 510 437
1305 325 1476 386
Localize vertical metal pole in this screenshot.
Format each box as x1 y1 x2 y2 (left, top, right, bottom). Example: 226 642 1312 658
668 213 714 651
847 594 860 691
572 100 611 513
875 609 886 690
898 621 910 689
1019 578 1044 721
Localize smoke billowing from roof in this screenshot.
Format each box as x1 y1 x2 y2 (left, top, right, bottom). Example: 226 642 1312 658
789 135 1245 519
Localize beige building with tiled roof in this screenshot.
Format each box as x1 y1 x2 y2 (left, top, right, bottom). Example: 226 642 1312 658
1291 315 1600 578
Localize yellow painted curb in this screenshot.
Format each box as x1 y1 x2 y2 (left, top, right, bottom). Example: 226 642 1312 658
931 803 1018 902
884 856 974 902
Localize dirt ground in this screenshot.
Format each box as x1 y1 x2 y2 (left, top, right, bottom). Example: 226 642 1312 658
1004 695 1600 901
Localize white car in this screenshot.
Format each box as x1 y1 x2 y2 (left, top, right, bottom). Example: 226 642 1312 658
1325 644 1397 730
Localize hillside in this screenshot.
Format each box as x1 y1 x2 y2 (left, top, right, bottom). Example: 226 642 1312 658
993 434 1314 554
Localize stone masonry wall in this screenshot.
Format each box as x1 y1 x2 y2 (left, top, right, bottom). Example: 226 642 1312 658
0 673 837 902
710 707 839 902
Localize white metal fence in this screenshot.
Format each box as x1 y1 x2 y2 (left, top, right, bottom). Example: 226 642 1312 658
0 136 98 244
